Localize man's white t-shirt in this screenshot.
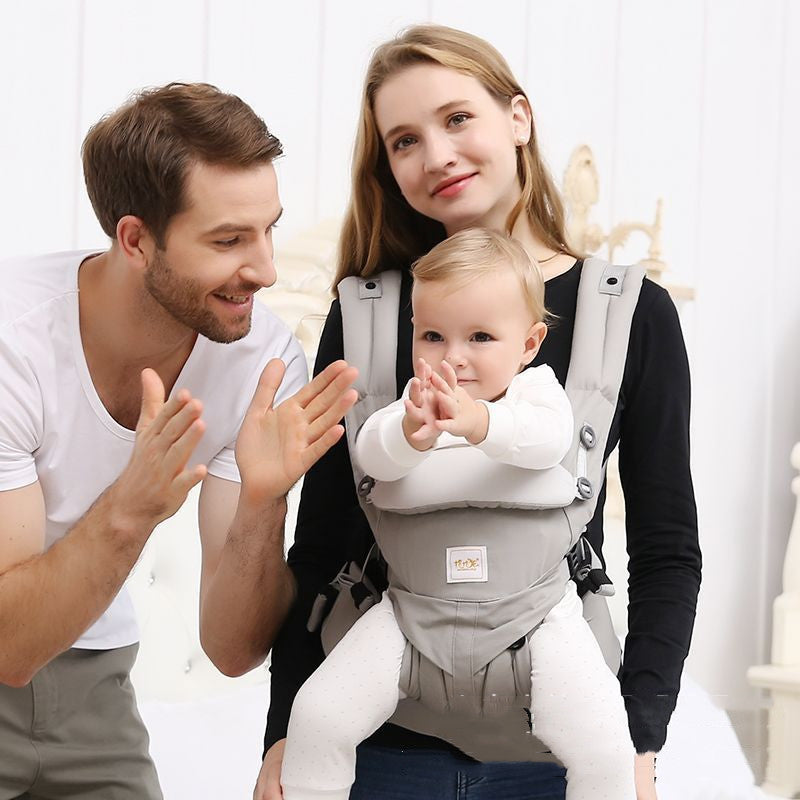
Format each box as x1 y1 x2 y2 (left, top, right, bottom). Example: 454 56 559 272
0 250 307 649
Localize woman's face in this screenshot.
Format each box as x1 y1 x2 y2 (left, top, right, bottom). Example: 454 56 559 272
373 63 531 236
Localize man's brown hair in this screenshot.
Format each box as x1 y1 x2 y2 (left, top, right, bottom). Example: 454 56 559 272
82 82 282 247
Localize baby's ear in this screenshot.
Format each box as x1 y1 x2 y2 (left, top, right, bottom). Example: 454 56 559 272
521 322 548 366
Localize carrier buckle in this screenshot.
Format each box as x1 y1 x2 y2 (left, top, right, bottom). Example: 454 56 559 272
350 581 377 610
576 476 594 499
567 537 616 597
307 582 341 633
579 424 596 449
586 569 616 597
566 538 592 582
357 475 376 497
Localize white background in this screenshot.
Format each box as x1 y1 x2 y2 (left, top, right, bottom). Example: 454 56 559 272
2 0 799 717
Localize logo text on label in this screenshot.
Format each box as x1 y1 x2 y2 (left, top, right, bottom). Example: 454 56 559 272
446 545 488 583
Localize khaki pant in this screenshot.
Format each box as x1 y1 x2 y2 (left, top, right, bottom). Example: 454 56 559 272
0 644 161 800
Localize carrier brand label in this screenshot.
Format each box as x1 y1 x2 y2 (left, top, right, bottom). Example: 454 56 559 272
446 546 488 583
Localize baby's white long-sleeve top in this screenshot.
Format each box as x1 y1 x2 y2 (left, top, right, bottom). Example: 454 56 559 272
355 365 574 483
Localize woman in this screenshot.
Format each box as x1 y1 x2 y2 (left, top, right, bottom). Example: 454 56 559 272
258 24 700 800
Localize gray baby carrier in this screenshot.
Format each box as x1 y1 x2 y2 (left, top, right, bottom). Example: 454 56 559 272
310 258 644 761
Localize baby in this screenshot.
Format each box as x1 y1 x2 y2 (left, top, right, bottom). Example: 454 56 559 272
281 228 635 800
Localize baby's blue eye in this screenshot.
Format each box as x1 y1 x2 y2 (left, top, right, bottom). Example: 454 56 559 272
471 331 493 342
423 331 443 342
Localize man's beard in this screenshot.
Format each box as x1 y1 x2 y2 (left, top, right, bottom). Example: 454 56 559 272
143 251 252 344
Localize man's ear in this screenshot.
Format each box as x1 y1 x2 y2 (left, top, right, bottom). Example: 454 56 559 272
521 321 547 366
115 215 154 271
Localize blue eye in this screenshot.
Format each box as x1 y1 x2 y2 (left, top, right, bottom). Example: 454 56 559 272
393 135 416 151
449 112 471 127
423 331 443 342
216 237 239 248
471 331 493 342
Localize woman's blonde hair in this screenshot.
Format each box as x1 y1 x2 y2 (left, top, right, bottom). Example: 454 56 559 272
412 228 550 324
335 24 575 288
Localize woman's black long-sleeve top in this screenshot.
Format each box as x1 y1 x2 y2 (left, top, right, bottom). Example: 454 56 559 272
265 260 701 756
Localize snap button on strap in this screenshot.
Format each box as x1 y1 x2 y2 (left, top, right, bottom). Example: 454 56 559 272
576 476 594 499
357 476 375 497
579 424 596 449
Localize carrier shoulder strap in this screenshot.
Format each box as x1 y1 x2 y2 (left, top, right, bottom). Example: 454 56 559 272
339 270 402 503
561 257 645 538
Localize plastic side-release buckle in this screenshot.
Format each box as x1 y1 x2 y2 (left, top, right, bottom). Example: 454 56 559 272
350 581 378 611
567 536 616 597
566 537 592 582
307 581 342 633
307 561 361 632
586 568 616 597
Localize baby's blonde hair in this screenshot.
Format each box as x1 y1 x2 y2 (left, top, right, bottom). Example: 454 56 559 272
411 228 550 324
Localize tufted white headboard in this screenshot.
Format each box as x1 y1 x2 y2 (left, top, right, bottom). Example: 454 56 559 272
127 486 270 703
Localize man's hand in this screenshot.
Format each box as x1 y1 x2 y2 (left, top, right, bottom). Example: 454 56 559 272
110 368 207 530
253 739 286 800
430 361 489 445
402 357 440 451
235 359 358 504
634 752 658 799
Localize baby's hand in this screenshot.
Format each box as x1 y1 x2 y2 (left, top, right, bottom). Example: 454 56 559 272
402 358 440 451
431 361 489 445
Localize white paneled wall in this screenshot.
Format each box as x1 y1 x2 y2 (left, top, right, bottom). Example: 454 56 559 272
768 0 800 662
206 0 324 236
612 0 705 287
75 0 208 245
689 0 796 710
1 0 799 715
2 1 83 255
315 2 432 221
524 0 620 225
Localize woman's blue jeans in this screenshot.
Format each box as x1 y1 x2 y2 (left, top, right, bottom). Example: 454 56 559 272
351 744 567 800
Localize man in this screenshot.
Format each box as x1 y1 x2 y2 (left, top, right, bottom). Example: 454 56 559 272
0 82 356 799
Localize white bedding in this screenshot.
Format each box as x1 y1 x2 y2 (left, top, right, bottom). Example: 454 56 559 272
139 674 775 800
